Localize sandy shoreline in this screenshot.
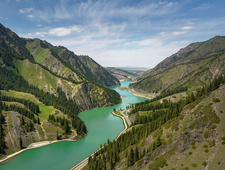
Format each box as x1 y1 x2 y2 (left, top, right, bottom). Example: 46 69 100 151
128 88 155 100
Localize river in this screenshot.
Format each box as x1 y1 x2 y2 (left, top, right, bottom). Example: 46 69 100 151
0 81 147 170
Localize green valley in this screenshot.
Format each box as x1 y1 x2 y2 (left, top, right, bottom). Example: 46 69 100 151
1 1 225 170
0 17 225 170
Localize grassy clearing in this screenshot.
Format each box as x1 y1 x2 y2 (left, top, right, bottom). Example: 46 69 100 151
1 90 59 122
14 59 58 91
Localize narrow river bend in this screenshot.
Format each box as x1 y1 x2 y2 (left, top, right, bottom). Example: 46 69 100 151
0 81 147 170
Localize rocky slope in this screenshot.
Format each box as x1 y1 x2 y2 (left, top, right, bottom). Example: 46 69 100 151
132 36 225 94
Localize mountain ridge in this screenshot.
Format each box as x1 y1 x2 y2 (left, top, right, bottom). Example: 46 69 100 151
132 36 225 94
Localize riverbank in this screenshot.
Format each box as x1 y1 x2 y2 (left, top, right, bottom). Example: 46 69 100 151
0 137 79 164
111 111 129 139
70 111 130 170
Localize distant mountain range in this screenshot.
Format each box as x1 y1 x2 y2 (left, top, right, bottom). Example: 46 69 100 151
106 67 145 81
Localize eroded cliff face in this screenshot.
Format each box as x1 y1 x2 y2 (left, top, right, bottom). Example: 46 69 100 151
3 111 74 154
4 111 41 151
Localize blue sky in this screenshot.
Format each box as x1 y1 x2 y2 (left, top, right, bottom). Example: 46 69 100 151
0 0 225 68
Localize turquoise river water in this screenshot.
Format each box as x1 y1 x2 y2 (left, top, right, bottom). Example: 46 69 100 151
0 81 147 170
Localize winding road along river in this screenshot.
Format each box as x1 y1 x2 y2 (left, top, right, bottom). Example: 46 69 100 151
0 81 147 170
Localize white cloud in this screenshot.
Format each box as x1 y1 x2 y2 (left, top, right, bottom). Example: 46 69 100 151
19 8 33 14
0 16 8 20
27 15 33 18
181 26 194 30
34 25 82 37
137 39 163 47
172 31 187 36
35 32 47 38
161 25 194 36
48 26 81 37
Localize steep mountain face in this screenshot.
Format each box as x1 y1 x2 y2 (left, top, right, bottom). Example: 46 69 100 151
78 55 120 87
0 23 121 157
26 39 120 87
132 36 225 93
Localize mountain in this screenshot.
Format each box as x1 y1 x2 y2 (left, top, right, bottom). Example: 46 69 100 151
0 23 121 157
106 67 145 81
131 36 225 94
88 75 225 169
25 39 120 87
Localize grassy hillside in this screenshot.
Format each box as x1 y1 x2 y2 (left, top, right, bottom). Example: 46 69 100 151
26 39 83 84
14 59 80 97
132 36 225 94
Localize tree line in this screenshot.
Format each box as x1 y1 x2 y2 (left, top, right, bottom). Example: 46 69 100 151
0 66 86 135
0 92 40 114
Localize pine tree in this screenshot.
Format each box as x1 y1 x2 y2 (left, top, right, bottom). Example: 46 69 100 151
134 146 139 162
19 137 23 149
128 148 134 166
156 136 162 147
